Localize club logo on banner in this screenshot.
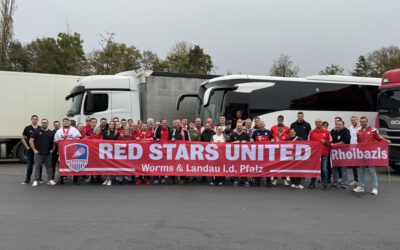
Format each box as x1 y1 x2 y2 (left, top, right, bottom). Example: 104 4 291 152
64 143 89 172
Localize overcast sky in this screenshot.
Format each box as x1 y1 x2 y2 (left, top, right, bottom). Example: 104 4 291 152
13 0 400 76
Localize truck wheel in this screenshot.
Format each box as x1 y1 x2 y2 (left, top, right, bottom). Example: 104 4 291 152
17 145 28 163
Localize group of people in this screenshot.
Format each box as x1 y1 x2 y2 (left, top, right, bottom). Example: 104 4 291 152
22 111 389 195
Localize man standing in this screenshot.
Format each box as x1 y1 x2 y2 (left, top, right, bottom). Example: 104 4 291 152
83 118 97 138
353 117 390 195
348 116 359 186
290 112 311 140
30 119 56 187
201 123 216 142
230 122 250 187
54 118 82 184
271 115 290 136
51 121 61 182
330 120 351 189
251 121 274 186
21 115 42 184
308 118 331 189
99 118 109 134
195 117 204 134
218 116 226 131
188 121 200 141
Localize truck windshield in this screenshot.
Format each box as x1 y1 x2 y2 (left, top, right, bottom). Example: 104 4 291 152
67 93 83 117
379 90 400 114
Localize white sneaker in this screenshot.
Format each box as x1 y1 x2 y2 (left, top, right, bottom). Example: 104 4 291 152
107 179 112 186
47 180 56 186
161 179 167 184
297 184 304 190
272 179 277 186
102 180 108 186
349 181 358 186
32 181 38 187
290 184 296 189
353 186 365 193
371 188 378 195
153 179 159 185
283 180 290 186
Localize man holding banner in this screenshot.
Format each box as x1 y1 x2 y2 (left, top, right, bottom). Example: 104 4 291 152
330 120 350 189
353 117 390 195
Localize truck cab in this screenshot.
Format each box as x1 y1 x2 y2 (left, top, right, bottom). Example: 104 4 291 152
377 69 400 171
66 75 140 123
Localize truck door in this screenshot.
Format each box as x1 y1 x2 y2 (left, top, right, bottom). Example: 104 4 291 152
82 91 112 122
111 91 132 120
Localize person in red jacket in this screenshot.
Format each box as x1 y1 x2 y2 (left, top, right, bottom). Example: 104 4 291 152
353 116 390 195
308 118 331 189
88 127 102 184
89 127 103 140
135 123 153 185
272 123 290 142
271 115 290 136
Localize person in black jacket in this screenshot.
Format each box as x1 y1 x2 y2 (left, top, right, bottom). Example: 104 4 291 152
201 123 216 142
102 121 120 186
290 111 311 140
330 120 351 189
286 129 304 189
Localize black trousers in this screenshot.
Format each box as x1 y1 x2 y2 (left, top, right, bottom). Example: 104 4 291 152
25 149 42 182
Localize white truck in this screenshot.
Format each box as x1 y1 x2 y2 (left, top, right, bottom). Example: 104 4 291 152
65 70 216 125
0 70 217 162
0 71 81 162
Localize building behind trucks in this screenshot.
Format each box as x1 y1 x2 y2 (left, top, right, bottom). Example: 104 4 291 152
1 70 217 163
377 69 400 172
0 71 81 162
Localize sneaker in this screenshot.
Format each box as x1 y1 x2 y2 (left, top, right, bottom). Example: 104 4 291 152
352 186 365 193
218 182 224 186
272 179 277 186
39 180 44 184
297 184 304 190
283 180 290 186
290 184 296 189
106 179 112 186
160 178 167 184
233 181 239 187
135 179 143 185
32 181 38 187
371 188 378 195
338 178 342 183
209 181 215 186
21 180 29 185
244 181 250 187
102 180 108 186
153 179 159 185
308 184 315 189
349 181 358 186
47 180 56 186
146 179 151 185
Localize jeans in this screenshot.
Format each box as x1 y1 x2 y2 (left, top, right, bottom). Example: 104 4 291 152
32 154 53 181
358 166 378 189
332 167 348 187
311 156 328 187
25 149 42 182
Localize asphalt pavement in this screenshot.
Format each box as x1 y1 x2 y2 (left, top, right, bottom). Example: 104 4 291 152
0 163 400 250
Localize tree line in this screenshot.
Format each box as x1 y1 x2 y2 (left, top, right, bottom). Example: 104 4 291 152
0 0 399 77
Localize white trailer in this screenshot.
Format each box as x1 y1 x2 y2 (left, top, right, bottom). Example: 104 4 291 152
0 71 81 161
